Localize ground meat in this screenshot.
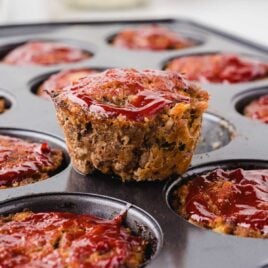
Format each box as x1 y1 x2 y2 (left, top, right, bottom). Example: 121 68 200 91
112 25 193 51
173 168 268 238
0 135 63 188
244 95 268 124
37 68 98 100
48 68 208 181
0 211 147 268
2 41 90 66
165 53 268 83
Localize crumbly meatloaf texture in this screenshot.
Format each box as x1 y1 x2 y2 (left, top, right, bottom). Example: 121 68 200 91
2 41 90 66
0 211 147 268
173 168 268 238
244 95 268 124
112 25 193 51
165 53 268 83
0 135 63 188
37 68 97 100
48 68 209 181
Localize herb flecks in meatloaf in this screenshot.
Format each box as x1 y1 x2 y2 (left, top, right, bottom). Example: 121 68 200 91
2 41 90 66
112 25 193 51
48 68 209 181
0 211 147 267
173 168 268 238
0 135 63 188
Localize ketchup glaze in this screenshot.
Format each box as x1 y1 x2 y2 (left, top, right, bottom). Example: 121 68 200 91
55 69 192 122
0 135 61 187
166 53 268 83
3 41 90 66
0 211 147 268
112 25 193 51
179 168 268 236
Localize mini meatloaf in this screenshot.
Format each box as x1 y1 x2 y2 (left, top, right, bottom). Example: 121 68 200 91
2 41 90 66
173 168 268 238
112 25 193 51
37 68 97 100
0 135 63 188
244 95 268 124
165 53 268 83
48 68 209 181
0 211 147 267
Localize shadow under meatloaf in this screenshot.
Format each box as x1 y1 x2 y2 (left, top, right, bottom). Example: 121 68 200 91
48 68 209 181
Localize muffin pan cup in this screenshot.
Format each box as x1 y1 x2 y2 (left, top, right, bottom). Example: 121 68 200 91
0 18 267 268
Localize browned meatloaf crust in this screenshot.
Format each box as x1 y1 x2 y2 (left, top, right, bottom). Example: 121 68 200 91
48 68 209 181
112 25 193 51
0 98 6 114
37 68 98 100
2 41 90 66
0 135 63 188
173 168 268 238
0 211 147 267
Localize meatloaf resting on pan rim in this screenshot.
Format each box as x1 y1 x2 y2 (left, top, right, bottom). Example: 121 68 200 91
48 68 209 181
2 41 91 66
0 135 63 188
0 211 148 267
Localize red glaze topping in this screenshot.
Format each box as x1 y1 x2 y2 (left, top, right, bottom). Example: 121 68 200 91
244 95 268 124
0 211 146 268
166 54 268 83
38 68 97 100
53 69 191 122
182 168 268 235
3 41 90 66
0 135 59 187
112 25 193 51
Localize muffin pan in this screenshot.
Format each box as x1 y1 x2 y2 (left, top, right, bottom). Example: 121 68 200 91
0 18 267 267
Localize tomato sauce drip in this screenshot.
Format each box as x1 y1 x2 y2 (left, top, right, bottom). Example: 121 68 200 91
0 212 145 268
0 135 55 187
183 168 268 234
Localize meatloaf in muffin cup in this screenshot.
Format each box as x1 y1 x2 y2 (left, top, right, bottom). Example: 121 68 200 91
48 68 209 181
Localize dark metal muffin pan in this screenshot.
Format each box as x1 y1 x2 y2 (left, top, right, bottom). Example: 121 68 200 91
0 18 267 268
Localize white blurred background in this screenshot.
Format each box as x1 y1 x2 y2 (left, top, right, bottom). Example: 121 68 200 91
0 0 267 46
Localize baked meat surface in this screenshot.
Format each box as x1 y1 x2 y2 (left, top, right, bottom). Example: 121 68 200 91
48 68 208 181
173 168 268 238
244 95 268 124
165 53 268 83
0 211 147 268
37 68 97 99
2 41 90 66
112 25 193 51
0 135 63 188
0 97 6 114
